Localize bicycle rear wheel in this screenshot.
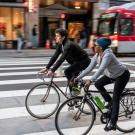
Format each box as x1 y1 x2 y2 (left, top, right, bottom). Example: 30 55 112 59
25 83 60 119
55 96 95 135
117 92 135 133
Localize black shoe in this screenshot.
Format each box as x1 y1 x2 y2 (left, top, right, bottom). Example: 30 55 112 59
104 120 116 131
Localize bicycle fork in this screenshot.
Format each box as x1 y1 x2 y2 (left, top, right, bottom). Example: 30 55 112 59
73 97 86 121
41 84 51 102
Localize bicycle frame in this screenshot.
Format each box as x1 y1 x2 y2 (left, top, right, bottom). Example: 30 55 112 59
83 88 135 119
43 75 69 99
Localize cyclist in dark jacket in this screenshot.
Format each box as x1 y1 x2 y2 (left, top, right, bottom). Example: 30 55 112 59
40 28 91 92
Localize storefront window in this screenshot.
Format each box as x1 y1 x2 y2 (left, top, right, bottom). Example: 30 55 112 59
68 22 84 43
0 7 24 40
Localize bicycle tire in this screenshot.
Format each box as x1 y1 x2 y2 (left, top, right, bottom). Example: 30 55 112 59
25 83 60 119
55 96 95 135
116 92 135 133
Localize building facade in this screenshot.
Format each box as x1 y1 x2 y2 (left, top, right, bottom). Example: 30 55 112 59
0 0 134 49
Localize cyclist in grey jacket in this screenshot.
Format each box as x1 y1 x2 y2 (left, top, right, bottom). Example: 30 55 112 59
76 37 130 131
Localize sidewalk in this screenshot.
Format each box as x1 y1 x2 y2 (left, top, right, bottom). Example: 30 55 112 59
0 48 93 58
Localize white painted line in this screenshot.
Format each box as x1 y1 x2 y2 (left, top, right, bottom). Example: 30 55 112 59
0 87 66 98
0 71 39 76
23 121 135 135
0 75 135 85
0 62 48 66
0 104 58 119
122 62 135 67
0 82 135 98
0 66 44 70
0 61 68 66
0 102 89 120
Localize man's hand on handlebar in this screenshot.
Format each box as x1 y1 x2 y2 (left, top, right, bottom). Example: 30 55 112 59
39 67 48 74
47 70 55 77
84 80 92 90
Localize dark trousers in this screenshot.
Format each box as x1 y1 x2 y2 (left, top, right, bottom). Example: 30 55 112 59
64 58 90 90
95 70 130 124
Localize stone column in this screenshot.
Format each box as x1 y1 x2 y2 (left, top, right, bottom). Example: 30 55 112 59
25 0 39 46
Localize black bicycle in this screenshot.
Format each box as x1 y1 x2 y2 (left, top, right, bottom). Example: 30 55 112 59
55 80 135 135
25 74 82 119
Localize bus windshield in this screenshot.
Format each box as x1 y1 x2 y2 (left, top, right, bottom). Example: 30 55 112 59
97 12 118 36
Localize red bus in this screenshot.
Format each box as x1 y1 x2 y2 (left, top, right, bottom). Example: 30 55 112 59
96 2 135 53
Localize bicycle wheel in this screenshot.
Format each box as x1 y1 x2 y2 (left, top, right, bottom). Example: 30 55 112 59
25 83 60 119
117 92 135 133
55 96 95 135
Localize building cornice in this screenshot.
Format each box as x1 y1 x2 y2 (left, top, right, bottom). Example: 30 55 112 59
0 2 25 7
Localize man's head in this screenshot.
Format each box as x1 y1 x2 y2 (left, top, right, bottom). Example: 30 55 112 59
55 28 68 44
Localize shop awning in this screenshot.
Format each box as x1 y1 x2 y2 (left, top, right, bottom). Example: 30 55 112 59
0 2 25 7
62 0 98 2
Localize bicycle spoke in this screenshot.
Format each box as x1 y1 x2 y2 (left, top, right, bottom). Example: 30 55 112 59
25 83 60 119
55 97 95 135
117 93 135 133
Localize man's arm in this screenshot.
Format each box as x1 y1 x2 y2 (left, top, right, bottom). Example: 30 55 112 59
46 45 61 69
51 49 68 72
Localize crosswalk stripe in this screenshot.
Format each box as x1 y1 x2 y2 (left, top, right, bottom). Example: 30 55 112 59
23 121 135 135
0 87 66 98
122 62 135 67
0 104 58 119
0 66 44 70
0 82 135 98
0 75 135 85
0 61 68 66
0 69 134 76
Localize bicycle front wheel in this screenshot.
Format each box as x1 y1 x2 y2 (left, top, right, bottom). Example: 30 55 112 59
55 96 95 135
25 83 60 119
117 92 135 133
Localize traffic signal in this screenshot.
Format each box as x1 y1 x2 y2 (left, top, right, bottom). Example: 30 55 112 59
60 13 68 20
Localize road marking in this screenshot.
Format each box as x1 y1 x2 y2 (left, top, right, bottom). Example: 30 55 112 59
0 87 66 98
0 81 135 98
0 66 44 70
122 62 135 67
0 75 135 85
0 104 59 119
23 121 135 135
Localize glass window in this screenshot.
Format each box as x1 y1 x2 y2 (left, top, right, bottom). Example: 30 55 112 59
97 13 118 36
119 18 133 36
0 7 24 40
97 18 117 36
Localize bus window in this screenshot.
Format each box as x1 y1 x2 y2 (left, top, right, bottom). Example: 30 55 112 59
97 12 118 36
119 18 133 36
97 18 118 36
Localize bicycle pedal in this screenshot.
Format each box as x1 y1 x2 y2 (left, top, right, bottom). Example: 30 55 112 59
68 106 74 111
73 116 80 121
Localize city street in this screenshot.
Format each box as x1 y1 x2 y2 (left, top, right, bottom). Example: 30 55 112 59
0 51 135 135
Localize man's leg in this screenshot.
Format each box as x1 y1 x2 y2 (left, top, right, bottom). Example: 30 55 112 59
64 59 90 92
95 76 113 102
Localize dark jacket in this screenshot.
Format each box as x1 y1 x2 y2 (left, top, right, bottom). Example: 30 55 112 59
46 39 89 72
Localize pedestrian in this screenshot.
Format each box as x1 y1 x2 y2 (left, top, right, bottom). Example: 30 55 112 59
32 24 38 49
0 31 6 49
16 24 24 53
79 27 87 49
75 37 130 131
39 28 91 96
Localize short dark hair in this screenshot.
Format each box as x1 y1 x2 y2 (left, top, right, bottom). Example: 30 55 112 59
55 28 68 39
